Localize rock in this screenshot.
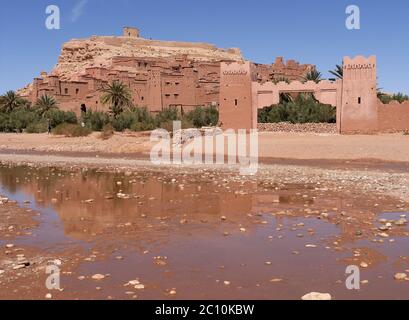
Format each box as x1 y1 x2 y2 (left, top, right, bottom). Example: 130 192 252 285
378 232 389 238
127 280 140 286
394 273 407 281
395 219 407 226
134 284 145 290
270 278 283 283
5 244 14 249
91 274 105 280
45 293 52 299
360 262 369 268
305 244 317 248
0 270 4 275
78 276 85 280
223 281 231 286
378 225 389 231
169 289 177 295
301 292 332 300
240 228 246 232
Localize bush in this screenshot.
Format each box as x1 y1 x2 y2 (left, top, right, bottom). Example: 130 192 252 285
99 123 114 140
184 105 219 128
155 107 181 127
379 92 409 104
26 120 48 133
45 109 77 127
111 107 156 132
0 113 11 132
258 95 336 124
83 110 110 131
52 123 91 137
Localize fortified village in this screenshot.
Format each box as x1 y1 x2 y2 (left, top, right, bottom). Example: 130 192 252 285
19 27 409 134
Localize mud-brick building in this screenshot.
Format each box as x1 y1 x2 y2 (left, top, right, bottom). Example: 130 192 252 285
20 27 313 115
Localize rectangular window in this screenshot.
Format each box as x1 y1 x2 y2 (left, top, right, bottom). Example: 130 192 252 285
64 88 68 95
76 88 79 94
234 99 238 106
358 97 361 104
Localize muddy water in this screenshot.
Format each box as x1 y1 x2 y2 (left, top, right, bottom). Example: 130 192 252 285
0 164 408 300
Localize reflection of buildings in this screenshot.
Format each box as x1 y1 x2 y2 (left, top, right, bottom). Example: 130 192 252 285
0 165 376 248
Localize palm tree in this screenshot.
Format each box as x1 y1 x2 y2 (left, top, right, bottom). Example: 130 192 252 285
35 94 57 117
100 81 133 118
329 65 343 80
0 91 25 113
303 70 322 83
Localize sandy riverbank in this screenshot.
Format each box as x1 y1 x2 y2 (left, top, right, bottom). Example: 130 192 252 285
1 132 409 163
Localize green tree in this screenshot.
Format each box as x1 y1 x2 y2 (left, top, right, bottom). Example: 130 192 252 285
100 81 133 118
303 70 322 83
35 95 58 117
329 65 343 80
0 91 25 113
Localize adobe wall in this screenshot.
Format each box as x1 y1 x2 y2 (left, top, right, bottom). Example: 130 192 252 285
377 102 409 132
219 61 256 130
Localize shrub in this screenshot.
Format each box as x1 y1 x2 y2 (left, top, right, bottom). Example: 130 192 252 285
99 123 114 140
8 108 40 132
52 123 91 137
111 107 156 132
155 107 181 127
83 110 110 131
0 113 11 132
258 95 336 124
45 109 77 127
184 105 219 128
26 120 48 133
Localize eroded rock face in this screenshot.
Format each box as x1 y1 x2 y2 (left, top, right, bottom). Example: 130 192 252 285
53 36 244 81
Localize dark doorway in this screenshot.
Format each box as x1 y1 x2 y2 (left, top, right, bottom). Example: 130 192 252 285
81 104 87 113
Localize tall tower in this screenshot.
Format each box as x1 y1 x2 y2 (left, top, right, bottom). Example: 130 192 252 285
219 61 256 130
340 56 378 133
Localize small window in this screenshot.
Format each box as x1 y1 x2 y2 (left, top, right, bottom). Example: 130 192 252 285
175 82 180 86
234 99 238 107
174 94 179 99
141 96 144 101
64 88 68 95
76 88 79 94
358 97 361 104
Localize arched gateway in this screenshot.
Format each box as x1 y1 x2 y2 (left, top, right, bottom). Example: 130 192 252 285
219 56 409 134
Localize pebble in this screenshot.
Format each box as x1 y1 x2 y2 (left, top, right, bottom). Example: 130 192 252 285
305 244 317 248
360 262 369 268
301 292 332 300
134 284 145 290
91 274 106 281
45 293 52 299
223 281 231 286
394 273 407 281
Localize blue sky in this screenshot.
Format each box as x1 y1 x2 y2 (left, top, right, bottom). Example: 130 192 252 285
0 0 408 94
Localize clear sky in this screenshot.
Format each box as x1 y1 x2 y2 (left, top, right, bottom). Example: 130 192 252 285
0 0 408 94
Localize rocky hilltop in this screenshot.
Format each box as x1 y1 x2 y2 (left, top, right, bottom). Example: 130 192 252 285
52 34 243 81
